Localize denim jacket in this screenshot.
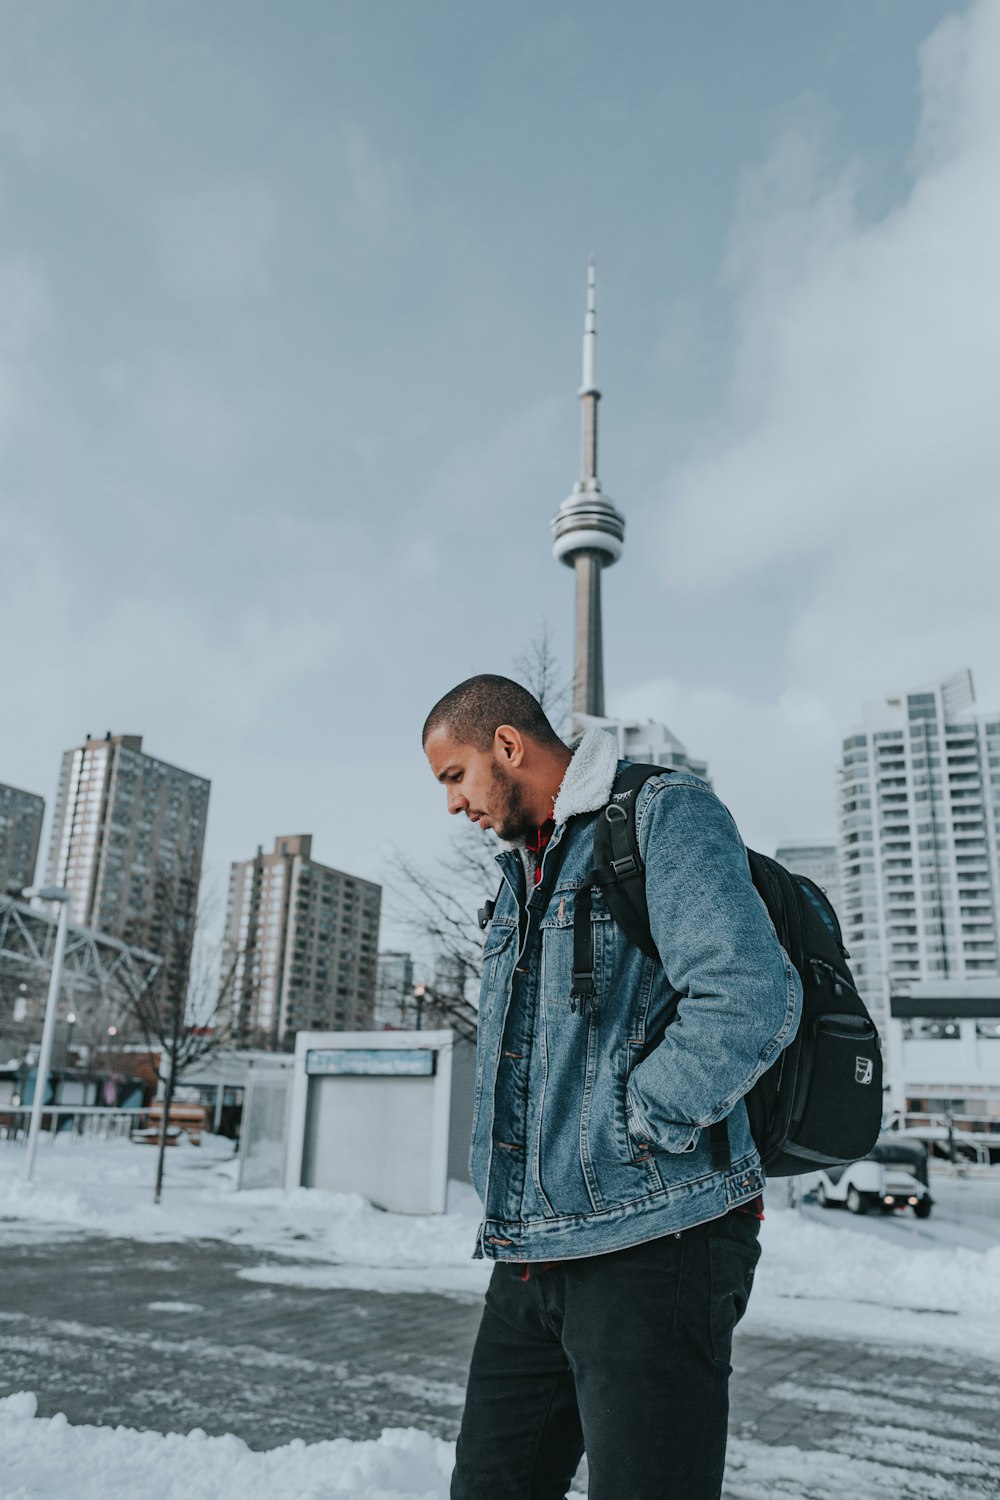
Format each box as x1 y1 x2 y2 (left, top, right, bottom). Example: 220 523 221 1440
471 728 802 1262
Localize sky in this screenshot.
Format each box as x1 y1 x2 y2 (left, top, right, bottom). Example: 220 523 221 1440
2 0 997 958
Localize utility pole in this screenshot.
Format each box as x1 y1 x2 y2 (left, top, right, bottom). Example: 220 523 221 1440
23 887 72 1182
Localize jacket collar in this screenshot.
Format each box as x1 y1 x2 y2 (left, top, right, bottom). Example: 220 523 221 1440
552 727 620 824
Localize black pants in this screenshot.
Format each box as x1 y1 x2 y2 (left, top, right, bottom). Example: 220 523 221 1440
451 1210 760 1500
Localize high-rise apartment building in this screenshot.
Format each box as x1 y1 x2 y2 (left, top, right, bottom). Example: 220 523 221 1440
374 950 415 1029
224 835 381 1051
774 842 842 914
0 782 45 896
45 734 210 989
839 670 1000 1035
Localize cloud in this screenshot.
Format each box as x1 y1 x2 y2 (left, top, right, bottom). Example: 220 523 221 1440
659 0 1000 711
12 600 337 749
154 177 278 303
0 257 51 355
0 538 339 782
0 256 51 448
620 1 1000 848
610 676 841 855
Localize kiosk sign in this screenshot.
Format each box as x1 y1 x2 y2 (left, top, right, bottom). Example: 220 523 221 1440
305 1047 436 1077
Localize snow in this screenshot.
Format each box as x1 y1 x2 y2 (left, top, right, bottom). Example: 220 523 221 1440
723 1434 1000 1498
4 1137 1000 1496
745 1202 1000 1364
0 1393 455 1500
0 1135 491 1302
3 1394 996 1500
4 1137 1000 1361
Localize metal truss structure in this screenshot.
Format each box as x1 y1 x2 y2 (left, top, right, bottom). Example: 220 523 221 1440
0 895 162 1012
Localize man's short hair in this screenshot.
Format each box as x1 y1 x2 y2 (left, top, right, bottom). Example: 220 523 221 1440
422 675 564 753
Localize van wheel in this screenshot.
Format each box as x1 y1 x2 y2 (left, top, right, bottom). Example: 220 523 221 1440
913 1200 932 1219
816 1183 829 1208
846 1186 866 1215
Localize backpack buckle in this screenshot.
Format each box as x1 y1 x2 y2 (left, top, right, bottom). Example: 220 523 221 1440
611 855 638 879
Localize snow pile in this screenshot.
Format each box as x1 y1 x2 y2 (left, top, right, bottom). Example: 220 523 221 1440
0 1393 453 1500
747 1206 1000 1362
759 1207 1000 1318
5 1393 993 1500
0 1137 490 1300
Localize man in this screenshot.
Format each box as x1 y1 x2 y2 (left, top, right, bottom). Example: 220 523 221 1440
423 675 801 1500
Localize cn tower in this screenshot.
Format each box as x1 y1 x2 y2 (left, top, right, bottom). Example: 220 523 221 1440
550 261 625 722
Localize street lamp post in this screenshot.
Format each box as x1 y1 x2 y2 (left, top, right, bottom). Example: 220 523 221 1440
58 1012 77 1103
105 1025 118 1093
23 886 72 1182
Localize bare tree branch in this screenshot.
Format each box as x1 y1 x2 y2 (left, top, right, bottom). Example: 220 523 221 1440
512 618 571 738
127 878 243 1203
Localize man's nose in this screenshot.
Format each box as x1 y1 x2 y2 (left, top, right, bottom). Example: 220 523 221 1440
447 788 468 816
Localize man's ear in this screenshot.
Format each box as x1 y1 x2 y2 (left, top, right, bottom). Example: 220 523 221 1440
494 724 525 767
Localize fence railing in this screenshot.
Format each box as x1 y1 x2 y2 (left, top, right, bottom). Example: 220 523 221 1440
0 1105 146 1144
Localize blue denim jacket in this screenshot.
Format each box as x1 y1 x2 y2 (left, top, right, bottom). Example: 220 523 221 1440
471 730 802 1262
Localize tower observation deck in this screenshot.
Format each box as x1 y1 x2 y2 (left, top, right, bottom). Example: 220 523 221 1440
550 261 625 722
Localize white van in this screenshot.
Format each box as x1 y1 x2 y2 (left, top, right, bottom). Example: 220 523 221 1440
815 1137 932 1218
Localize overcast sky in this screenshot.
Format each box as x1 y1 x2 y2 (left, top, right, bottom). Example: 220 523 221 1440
3 0 996 955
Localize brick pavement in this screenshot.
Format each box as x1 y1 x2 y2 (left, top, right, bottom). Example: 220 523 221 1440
2 1233 999 1495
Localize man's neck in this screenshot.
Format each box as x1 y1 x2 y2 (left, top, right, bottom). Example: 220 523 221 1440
529 745 573 828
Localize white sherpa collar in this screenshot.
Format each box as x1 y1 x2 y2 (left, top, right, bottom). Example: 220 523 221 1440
552 726 620 825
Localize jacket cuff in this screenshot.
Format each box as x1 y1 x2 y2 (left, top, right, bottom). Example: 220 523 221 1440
625 1084 699 1155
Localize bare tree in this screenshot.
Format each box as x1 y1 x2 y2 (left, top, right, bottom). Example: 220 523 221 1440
512 617 572 739
386 839 493 1041
130 881 241 1204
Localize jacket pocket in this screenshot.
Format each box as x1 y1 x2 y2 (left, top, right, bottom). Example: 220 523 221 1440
481 918 517 1003
539 890 609 1009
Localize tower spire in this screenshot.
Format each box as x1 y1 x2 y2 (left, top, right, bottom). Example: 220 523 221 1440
580 256 599 481
551 260 626 724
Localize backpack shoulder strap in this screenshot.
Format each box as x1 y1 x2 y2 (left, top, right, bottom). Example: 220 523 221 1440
586 762 732 1171
590 763 668 961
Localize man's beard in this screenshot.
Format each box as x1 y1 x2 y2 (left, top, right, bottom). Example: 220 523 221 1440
489 760 535 843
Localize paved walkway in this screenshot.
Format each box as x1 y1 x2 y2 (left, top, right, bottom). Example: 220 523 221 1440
2 1234 999 1496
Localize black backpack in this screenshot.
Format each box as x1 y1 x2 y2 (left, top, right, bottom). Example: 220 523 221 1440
574 764 883 1178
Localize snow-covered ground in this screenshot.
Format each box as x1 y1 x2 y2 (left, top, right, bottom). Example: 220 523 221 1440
0 1393 456 1500
0 1134 491 1300
4 1391 996 1500
3 1135 1000 1359
3 1137 1000 1497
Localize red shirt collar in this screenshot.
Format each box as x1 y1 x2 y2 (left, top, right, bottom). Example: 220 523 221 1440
525 819 555 884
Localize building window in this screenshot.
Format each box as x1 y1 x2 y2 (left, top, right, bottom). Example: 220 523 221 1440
901 1017 961 1040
